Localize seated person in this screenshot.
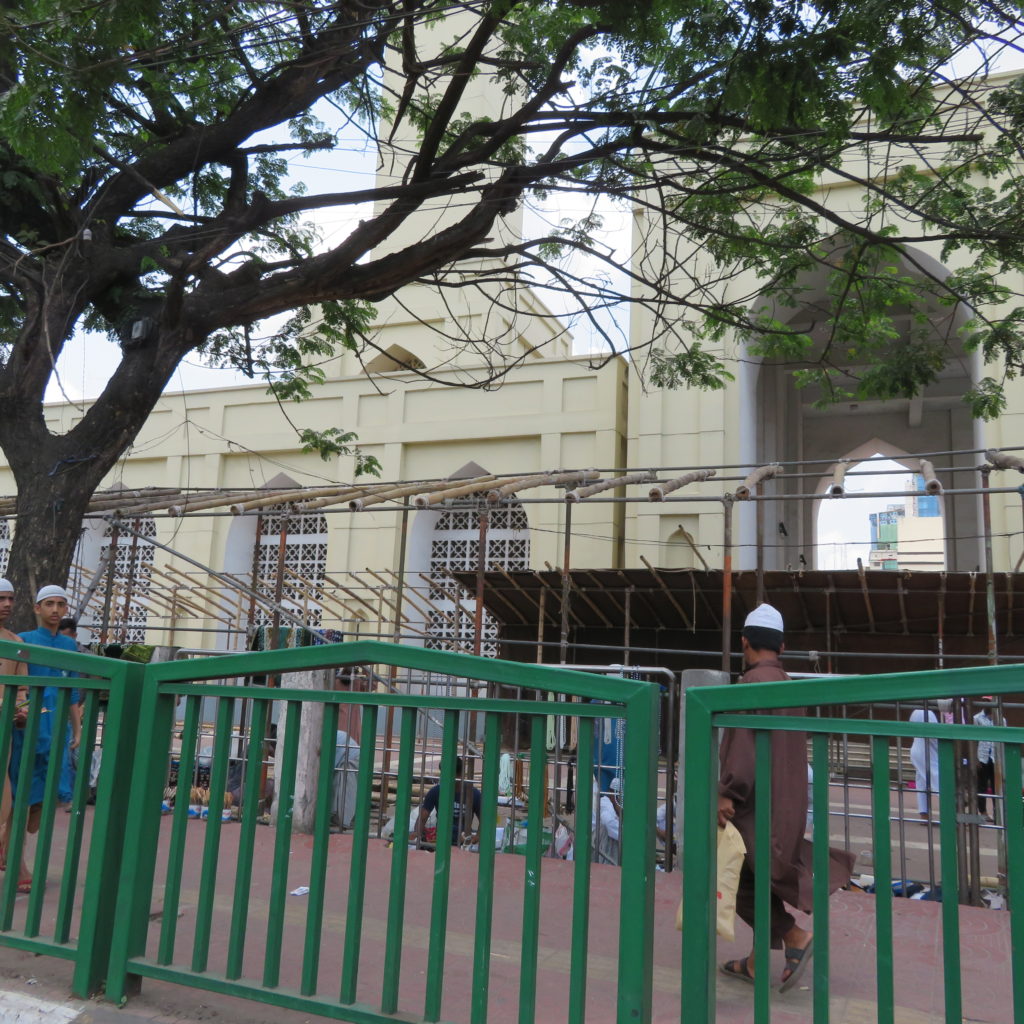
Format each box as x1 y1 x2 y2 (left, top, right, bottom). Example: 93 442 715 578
411 756 481 847
593 777 622 865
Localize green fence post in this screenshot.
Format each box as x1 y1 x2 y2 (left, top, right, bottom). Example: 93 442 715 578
72 660 145 997
618 684 657 1024
680 689 717 1024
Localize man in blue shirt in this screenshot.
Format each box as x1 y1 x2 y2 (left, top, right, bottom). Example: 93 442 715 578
11 585 79 892
412 757 482 848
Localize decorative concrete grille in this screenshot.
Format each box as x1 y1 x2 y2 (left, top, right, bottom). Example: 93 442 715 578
426 501 529 656
0 519 9 578
253 510 328 627
101 517 156 643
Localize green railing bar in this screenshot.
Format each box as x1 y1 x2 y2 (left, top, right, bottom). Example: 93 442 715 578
124 958 435 1024
301 701 340 997
150 684 628 719
2 686 43 928
685 661 1024 712
713 714 1023 743
937 738 961 1024
56 690 100 944
264 699 302 988
1003 743 1024 1024
680 689 717 1024
423 710 459 1023
470 711 501 1024
192 696 236 973
381 706 419 1014
810 732 830 1024
518 715 546 1024
870 735 894 1024
753 729 771 1024
26 686 71 937
568 715 594 1024
159 694 201 965
619 685 658 1024
141 639 653 705
339 703 380 1004
226 705 268 980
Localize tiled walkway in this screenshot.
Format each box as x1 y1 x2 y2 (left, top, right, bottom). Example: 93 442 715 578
0 820 1013 1023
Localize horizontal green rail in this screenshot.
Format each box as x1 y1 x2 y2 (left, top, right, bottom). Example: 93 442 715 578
681 660 1024 1024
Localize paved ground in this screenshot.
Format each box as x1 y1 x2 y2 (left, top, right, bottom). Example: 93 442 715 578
0 798 1012 1023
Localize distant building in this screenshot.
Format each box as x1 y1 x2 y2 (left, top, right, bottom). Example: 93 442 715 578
868 476 945 572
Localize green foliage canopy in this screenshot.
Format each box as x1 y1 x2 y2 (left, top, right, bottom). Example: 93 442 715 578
0 0 1023 586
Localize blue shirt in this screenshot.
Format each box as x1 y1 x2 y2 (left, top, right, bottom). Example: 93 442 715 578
17 628 79 747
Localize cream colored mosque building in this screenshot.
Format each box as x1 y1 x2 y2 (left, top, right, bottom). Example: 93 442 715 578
1 75 1023 662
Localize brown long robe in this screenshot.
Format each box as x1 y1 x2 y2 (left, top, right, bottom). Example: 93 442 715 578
718 657 853 913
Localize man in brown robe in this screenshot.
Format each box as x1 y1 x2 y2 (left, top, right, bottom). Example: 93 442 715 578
718 603 853 992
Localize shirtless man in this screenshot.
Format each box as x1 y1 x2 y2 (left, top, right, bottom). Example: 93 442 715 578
0 579 29 886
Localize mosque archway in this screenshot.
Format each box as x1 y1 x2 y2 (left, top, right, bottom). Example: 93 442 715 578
737 243 980 572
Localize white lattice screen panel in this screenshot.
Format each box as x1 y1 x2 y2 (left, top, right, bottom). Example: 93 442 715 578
0 520 9 578
100 517 156 643
253 510 328 627
426 502 529 656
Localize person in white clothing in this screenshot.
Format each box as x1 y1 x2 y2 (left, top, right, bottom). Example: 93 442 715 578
974 703 996 821
909 707 940 821
593 777 622 864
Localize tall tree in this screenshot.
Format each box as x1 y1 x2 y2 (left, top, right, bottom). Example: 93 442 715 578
1 0 1023 603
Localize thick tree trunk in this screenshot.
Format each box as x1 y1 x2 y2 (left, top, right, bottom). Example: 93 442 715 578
4 465 103 632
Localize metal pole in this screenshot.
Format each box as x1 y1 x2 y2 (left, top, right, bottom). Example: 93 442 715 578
99 519 120 644
721 496 734 675
981 466 998 666
472 509 490 657
380 505 410 835
559 502 573 665
756 481 765 605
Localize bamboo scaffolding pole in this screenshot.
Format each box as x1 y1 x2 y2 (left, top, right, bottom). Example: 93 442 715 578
297 483 394 511
230 484 366 515
487 469 599 502
412 475 498 508
350 480 439 511
735 464 779 501
827 460 850 497
153 565 236 624
919 459 943 495
377 569 458 630
639 556 695 631
648 468 716 501
321 572 383 619
167 489 276 516
565 471 655 502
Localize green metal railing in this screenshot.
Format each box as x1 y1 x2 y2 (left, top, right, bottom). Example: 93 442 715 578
680 662 1024 1024
99 640 660 1023
0 638 144 996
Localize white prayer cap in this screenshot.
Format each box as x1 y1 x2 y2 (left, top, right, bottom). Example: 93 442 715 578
610 777 622 793
743 603 783 633
0 579 12 595
35 585 69 603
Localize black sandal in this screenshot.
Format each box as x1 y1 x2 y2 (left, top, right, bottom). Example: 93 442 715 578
719 956 755 985
779 938 813 992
